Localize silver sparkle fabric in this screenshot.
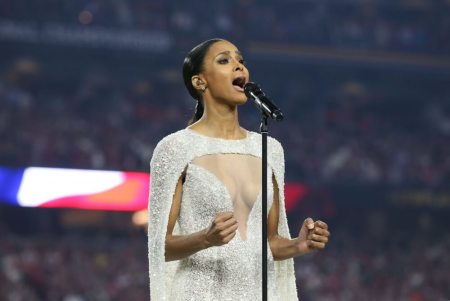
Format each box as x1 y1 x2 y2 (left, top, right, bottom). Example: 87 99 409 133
148 129 298 300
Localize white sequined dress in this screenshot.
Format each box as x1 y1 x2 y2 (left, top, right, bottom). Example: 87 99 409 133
148 129 298 300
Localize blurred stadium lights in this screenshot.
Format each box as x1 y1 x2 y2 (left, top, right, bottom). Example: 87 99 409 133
132 209 148 227
0 166 310 211
0 166 149 211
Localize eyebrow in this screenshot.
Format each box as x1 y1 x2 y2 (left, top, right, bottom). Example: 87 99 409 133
215 50 243 58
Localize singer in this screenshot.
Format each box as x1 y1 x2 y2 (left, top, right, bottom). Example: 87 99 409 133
147 38 330 300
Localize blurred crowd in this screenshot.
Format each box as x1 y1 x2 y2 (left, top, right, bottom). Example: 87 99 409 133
0 0 449 54
1 209 448 301
1 56 449 186
1 1 449 186
278 86 450 186
0 57 184 172
0 234 148 301
295 209 450 301
1 1 449 301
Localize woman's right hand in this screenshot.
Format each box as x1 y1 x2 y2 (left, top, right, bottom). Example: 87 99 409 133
204 212 239 247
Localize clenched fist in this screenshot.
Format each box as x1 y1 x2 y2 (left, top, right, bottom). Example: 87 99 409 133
296 217 330 255
204 212 239 247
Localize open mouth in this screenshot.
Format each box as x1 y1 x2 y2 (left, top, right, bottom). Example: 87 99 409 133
232 76 246 91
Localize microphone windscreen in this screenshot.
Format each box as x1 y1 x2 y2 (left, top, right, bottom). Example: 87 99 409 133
244 82 260 98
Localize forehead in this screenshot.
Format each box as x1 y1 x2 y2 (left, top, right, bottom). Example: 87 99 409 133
206 40 241 58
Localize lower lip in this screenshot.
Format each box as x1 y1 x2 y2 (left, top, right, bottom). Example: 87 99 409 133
233 85 244 92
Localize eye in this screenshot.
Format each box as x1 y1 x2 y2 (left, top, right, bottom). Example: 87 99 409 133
239 59 246 65
217 58 229 64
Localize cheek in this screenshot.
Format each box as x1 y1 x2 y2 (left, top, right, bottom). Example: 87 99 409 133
209 70 230 90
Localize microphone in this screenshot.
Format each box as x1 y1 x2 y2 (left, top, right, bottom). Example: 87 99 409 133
244 82 283 121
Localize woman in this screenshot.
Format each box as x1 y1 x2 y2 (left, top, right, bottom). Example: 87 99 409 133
148 38 330 300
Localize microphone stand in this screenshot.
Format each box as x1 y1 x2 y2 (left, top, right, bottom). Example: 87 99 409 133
260 114 268 301
245 82 282 300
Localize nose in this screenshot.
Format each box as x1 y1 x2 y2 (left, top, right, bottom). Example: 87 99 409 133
234 60 244 71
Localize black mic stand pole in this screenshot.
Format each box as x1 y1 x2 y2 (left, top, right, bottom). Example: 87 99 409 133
260 114 268 301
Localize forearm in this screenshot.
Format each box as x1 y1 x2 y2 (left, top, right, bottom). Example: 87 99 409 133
165 229 211 261
269 235 303 261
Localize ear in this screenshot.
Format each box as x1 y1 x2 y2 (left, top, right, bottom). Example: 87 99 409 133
191 75 207 91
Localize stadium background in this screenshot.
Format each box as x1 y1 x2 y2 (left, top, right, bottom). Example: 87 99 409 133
1 0 449 300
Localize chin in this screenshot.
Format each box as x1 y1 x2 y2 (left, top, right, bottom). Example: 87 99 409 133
232 97 247 106
220 91 248 106
232 94 248 105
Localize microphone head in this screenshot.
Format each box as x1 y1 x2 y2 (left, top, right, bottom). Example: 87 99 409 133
273 110 284 121
244 82 260 98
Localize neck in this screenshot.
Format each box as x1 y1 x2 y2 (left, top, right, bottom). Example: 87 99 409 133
191 102 245 140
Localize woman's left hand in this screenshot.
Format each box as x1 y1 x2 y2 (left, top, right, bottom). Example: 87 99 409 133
296 218 330 255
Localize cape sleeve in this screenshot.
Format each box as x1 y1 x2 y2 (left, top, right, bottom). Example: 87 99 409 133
148 134 189 300
269 137 299 301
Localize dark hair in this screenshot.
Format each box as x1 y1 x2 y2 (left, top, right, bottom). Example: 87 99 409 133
183 38 223 125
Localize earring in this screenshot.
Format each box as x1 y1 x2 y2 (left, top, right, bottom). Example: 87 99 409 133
201 86 206 92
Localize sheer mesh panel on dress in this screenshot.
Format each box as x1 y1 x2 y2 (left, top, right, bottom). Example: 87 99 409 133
191 154 262 240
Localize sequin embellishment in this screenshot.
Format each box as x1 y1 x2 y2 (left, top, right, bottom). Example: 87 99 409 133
148 129 298 300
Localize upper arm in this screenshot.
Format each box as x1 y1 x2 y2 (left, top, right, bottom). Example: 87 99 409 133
268 173 280 240
166 170 186 235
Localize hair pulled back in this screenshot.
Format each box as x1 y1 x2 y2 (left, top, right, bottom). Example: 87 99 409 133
183 38 223 125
